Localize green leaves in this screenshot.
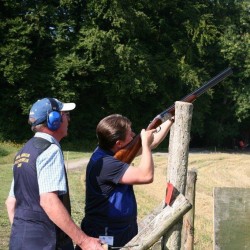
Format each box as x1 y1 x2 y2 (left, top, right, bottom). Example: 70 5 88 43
0 0 249 147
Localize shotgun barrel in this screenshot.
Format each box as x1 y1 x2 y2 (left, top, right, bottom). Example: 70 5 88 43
159 67 233 120
114 67 233 163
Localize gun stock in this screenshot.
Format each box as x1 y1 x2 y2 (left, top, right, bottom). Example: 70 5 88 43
114 67 233 164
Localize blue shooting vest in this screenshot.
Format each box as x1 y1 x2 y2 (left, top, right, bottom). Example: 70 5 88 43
10 137 73 250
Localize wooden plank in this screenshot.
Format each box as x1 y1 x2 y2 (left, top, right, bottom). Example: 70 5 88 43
138 200 165 232
214 187 250 250
121 193 192 250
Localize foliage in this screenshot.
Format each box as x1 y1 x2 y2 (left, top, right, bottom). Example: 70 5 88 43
0 0 249 147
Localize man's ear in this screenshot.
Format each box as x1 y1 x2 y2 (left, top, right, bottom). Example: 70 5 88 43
115 140 123 149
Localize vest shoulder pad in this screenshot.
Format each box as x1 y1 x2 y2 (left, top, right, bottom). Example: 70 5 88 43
33 137 52 151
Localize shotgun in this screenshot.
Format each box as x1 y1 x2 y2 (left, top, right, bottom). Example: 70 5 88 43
114 67 233 164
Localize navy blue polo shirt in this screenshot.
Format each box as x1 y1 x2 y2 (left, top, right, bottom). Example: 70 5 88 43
81 147 138 247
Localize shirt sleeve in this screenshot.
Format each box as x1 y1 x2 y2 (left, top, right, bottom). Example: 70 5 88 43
100 157 129 184
8 179 15 197
36 144 67 195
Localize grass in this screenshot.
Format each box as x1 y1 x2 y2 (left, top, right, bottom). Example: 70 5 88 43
0 141 250 249
0 163 12 250
0 142 22 249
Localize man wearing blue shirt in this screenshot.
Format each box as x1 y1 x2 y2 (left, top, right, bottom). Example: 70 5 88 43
5 97 103 250
76 114 174 249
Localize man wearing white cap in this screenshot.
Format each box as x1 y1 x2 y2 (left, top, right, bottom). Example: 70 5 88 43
5 98 103 250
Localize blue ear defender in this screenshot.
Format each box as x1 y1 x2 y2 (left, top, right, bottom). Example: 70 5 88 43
47 98 61 131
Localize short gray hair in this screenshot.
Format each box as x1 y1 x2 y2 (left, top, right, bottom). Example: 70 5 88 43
30 123 47 133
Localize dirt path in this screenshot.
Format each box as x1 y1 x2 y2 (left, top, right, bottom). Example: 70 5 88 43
65 158 89 170
65 149 246 170
65 152 169 171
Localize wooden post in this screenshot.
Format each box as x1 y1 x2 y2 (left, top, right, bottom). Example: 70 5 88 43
181 169 197 250
122 194 192 250
162 101 193 250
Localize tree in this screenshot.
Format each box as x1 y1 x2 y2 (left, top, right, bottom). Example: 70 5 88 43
0 0 249 148
0 0 86 140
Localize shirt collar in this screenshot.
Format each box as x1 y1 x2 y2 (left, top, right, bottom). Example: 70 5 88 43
34 132 61 148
